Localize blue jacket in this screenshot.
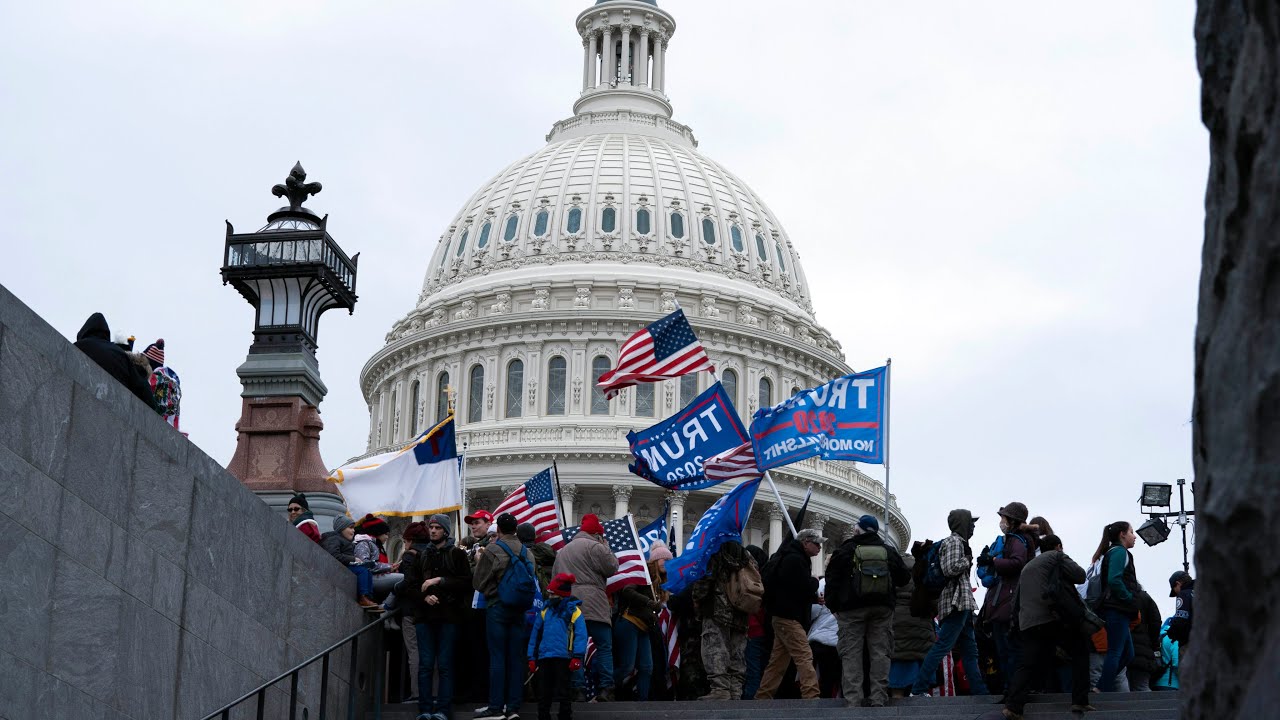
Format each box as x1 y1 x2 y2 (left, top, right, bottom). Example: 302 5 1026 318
1154 622 1179 690
528 596 587 661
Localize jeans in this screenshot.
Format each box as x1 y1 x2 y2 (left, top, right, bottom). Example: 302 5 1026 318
742 636 768 699
991 620 1021 689
348 565 373 597
416 621 458 716
486 607 526 711
537 658 573 720
571 621 615 690
911 612 989 696
612 621 653 700
1098 609 1134 692
1004 623 1089 714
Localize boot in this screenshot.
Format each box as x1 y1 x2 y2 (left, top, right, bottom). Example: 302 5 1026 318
595 688 614 703
357 596 382 610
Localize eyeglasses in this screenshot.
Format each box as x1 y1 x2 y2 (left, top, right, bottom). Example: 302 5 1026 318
287 506 303 513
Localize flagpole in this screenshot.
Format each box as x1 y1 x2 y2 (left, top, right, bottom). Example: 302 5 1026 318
627 513 660 602
551 457 568 527
459 438 469 538
883 357 892 531
763 471 797 536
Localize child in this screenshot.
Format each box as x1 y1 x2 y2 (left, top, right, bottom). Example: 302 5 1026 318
528 573 587 720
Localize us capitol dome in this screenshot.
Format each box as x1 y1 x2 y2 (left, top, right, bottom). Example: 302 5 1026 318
359 0 910 561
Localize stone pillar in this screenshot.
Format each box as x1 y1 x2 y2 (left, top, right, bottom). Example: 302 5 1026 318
602 27 614 85
653 35 666 91
582 34 592 91
768 504 785 555
587 31 599 88
612 484 632 519
560 483 579 526
808 512 830 576
620 24 632 85
637 28 650 86
670 491 688 549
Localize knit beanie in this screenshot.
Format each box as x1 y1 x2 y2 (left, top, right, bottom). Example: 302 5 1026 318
648 543 673 563
403 521 430 542
142 339 165 368
357 514 390 537
289 492 310 511
581 514 605 536
428 513 452 536
333 515 355 532
517 522 537 544
549 572 576 598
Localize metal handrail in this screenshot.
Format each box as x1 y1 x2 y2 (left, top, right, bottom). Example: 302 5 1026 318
200 612 394 720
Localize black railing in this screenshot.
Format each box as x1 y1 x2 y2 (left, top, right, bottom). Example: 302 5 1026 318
200 613 393 720
223 230 359 296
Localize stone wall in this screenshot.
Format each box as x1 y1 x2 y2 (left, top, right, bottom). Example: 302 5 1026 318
1190 2 1280 718
0 283 371 720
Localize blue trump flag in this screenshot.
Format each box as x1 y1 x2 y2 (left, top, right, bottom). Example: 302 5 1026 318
662 477 762 595
637 505 669 560
627 382 749 491
750 366 887 471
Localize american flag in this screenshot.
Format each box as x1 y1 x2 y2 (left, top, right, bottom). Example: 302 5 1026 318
702 441 762 482
658 606 680 671
596 309 715 399
492 468 561 544
550 515 651 593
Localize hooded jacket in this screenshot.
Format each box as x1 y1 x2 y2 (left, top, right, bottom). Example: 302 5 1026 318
892 559 936 660
824 531 910 611
73 313 161 412
403 535 472 624
320 531 357 565
693 541 755 631
937 509 978 619
353 534 392 573
1129 591 1164 673
528 596 588 661
761 538 819 623
551 531 619 624
292 512 321 543
978 527 1034 625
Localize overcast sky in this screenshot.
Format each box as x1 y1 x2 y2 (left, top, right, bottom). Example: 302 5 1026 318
1 1 1204 617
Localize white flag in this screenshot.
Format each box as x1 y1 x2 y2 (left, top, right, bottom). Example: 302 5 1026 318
328 416 461 517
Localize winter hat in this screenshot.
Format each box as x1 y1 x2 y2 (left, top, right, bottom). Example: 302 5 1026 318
333 515 355 532
947 509 978 540
857 514 880 534
496 512 518 535
580 514 605 536
289 493 310 511
403 521 430 542
428 514 452 536
648 543 673 563
517 522 537 544
357 514 390 537
143 339 165 367
997 501 1029 526
549 572 576 597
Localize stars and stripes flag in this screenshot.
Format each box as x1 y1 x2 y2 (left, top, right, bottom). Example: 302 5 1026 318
702 440 762 483
596 309 715 399
493 468 562 544
658 606 680 671
550 515 651 593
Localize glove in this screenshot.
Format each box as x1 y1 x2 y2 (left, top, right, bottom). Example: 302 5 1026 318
528 660 537 673
976 546 994 568
569 658 582 671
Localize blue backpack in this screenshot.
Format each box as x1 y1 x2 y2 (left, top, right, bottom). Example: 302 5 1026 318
921 540 947 591
494 540 537 613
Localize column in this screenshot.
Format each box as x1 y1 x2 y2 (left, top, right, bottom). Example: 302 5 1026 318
587 31 599 88
582 34 592 92
670 491 689 550
601 26 614 86
653 34 666 91
768 504 785 555
464 489 481 518
808 512 831 576
612 484 633 519
561 483 579 526
620 25 632 85
637 29 650 87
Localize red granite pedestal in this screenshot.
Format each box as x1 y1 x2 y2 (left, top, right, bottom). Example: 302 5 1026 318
226 395 331 493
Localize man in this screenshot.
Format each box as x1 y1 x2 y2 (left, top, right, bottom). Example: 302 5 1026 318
459 509 496 704
551 514 619 701
755 528 823 700
73 312 160 412
693 541 756 700
473 513 531 720
909 509 989 697
1166 570 1195 647
976 501 1035 689
402 514 471 720
824 514 910 707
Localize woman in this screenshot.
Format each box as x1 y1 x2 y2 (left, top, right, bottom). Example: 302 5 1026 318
1091 521 1141 692
613 552 669 700
742 545 770 700
354 514 405 601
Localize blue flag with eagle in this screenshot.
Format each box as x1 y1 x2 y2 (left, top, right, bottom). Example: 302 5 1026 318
662 477 762 595
327 416 461 518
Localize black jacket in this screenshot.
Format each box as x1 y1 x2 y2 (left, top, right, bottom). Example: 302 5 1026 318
405 537 472 624
1167 580 1195 645
73 313 160 412
824 532 910 612
1129 592 1164 673
762 539 819 623
320 530 356 564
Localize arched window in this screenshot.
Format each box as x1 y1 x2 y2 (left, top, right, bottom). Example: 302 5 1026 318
477 221 492 249
702 217 717 244
758 377 772 410
533 209 550 237
755 233 768 260
635 383 655 417
730 224 744 252
503 215 519 242
409 380 421 436
505 360 524 418
590 355 611 415
680 374 698 407
547 356 567 415
670 211 685 238
436 371 451 423
722 369 738 411
455 229 469 257
601 207 617 233
468 365 484 423
567 207 583 234
636 207 651 235
776 242 787 272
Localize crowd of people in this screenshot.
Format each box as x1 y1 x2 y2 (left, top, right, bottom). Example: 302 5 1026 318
73 311 182 429
291 497 1194 720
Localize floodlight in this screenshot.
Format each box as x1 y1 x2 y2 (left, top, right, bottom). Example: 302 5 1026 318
1137 517 1171 546
1139 483 1173 508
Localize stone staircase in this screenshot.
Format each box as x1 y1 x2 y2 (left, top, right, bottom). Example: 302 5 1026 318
381 692 1180 719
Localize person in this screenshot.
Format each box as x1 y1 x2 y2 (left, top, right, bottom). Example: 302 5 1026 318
889 555 934 698
695 540 756 700
1092 521 1141 692
528 573 587 720
403 513 471 720
354 514 404 601
73 312 161 412
551 513 619 701
755 528 823 700
976 502 1036 690
613 555 664 700
1152 619 1179 691
518 522 558 599
320 515 379 609
644 545 674 698
1166 570 1194 647
460 509 496 704
393 522 430 704
140 338 181 430
1000 535 1092 720
807 580 841 698
909 509 989 697
741 545 770 700
473 512 532 720
1127 591 1163 692
287 493 321 543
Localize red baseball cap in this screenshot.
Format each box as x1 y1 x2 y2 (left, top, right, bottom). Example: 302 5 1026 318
464 510 494 524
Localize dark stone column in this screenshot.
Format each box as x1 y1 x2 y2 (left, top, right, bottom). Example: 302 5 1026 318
1190 2 1280 717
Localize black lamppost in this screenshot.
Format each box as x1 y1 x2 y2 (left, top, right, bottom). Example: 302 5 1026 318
1136 477 1195 572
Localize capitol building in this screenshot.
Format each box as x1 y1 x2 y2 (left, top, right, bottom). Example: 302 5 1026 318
358 0 910 565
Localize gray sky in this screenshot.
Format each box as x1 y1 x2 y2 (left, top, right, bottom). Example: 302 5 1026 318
1 1 1203 617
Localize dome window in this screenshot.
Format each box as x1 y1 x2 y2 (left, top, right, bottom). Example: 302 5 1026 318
758 377 773 410
547 356 567 416
436 371 451 423
636 208 651 235
409 380 420 436
755 233 768 260
730 224 744 252
590 355 611 415
567 207 583 234
776 242 787 272
635 383 655 417
477 221 492 249
722 369 739 414
455 229 469 257
503 215 519 242
601 207 617 233
533 209 550 237
701 218 717 245
505 359 524 418
670 211 685 239
467 364 484 423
